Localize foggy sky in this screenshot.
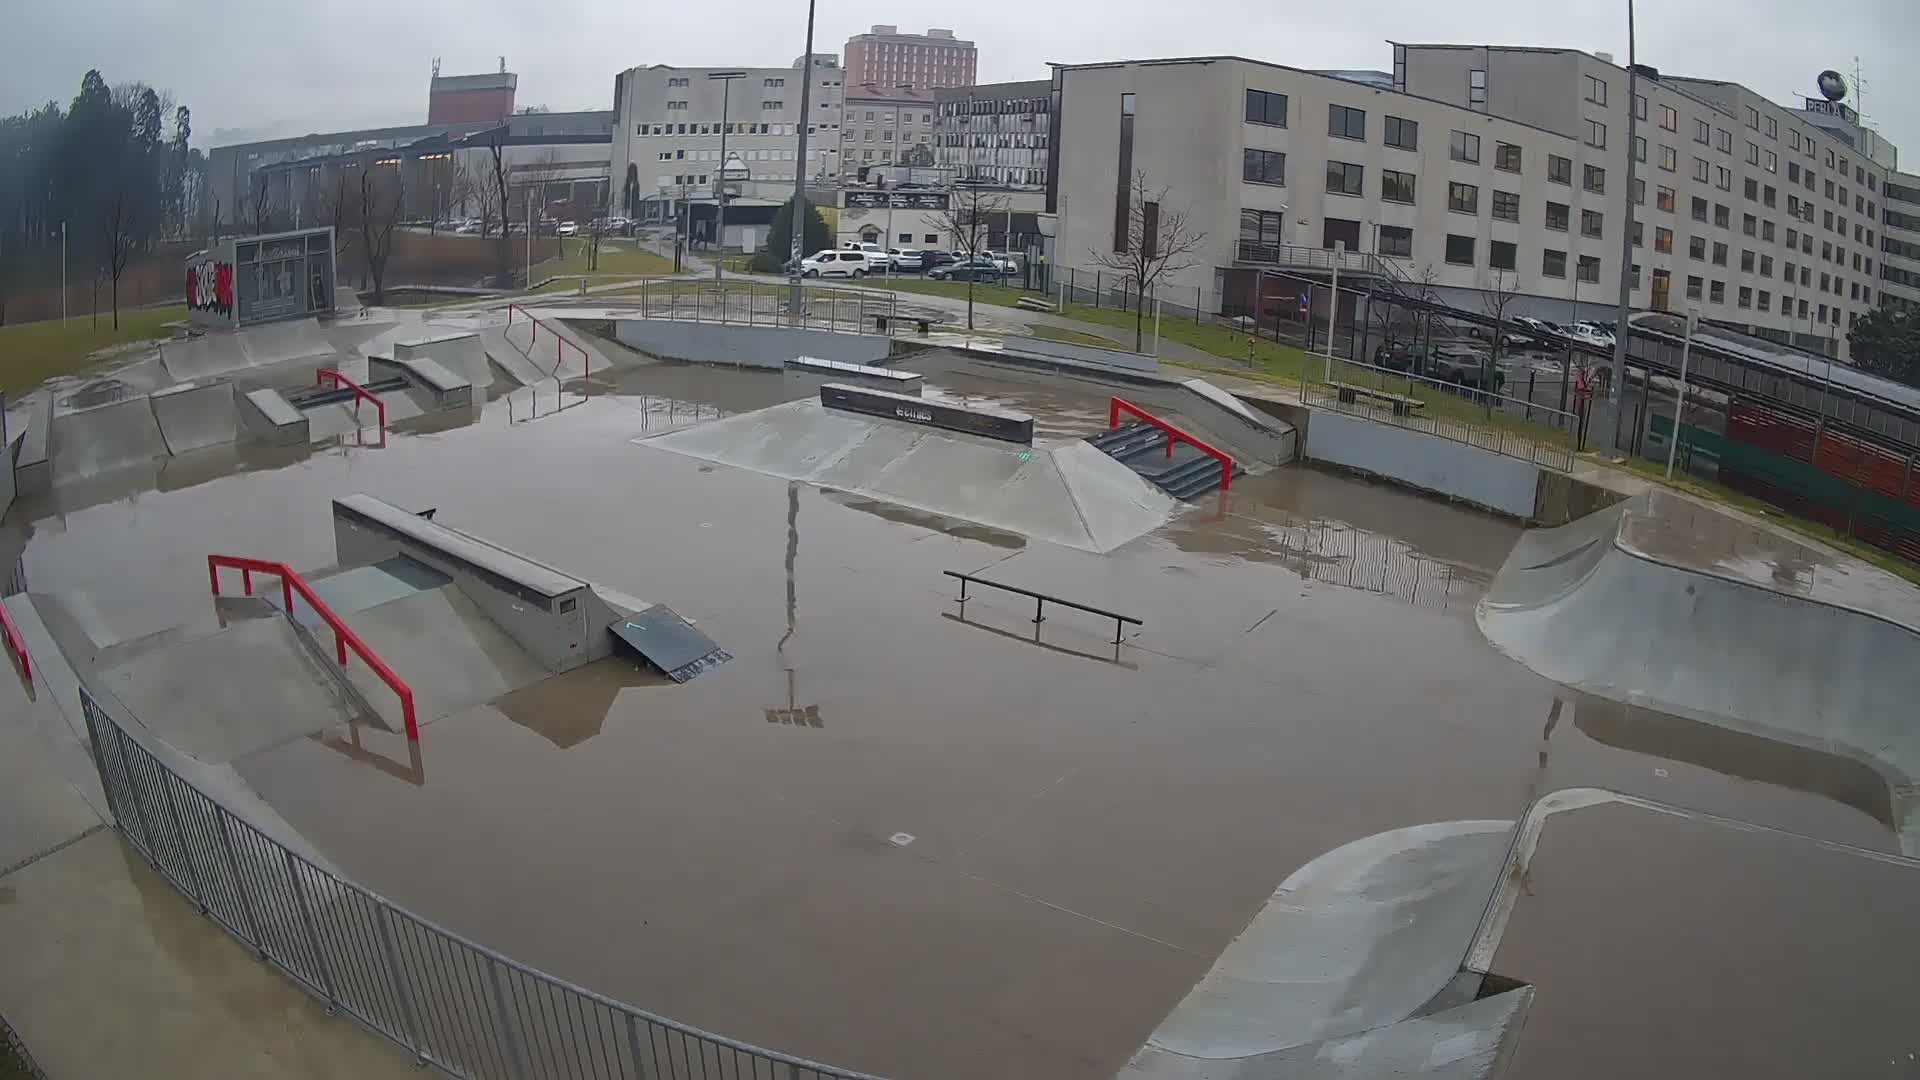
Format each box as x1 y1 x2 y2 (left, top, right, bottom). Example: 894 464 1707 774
5 0 1916 162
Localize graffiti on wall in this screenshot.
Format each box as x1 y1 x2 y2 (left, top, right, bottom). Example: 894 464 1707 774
186 259 235 316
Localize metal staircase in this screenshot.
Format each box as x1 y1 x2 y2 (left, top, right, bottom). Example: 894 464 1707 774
1088 421 1242 500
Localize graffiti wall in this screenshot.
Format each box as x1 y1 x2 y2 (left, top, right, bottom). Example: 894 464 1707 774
185 247 237 329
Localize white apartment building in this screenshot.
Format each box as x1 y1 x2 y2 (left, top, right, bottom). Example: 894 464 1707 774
1051 57 1621 326
935 80 1052 188
1878 172 1920 309
1395 44 1894 358
840 87 936 178
609 58 845 229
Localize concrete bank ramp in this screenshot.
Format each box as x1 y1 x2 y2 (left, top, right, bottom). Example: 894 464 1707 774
149 379 238 455
50 394 168 483
640 398 1176 553
1478 493 1920 853
331 582 548 728
160 317 335 381
1121 820 1517 1079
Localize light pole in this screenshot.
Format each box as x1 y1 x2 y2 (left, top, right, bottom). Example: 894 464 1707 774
1665 306 1699 479
882 83 912 279
1605 0 1640 452
710 71 746 281
789 0 818 324
61 221 68 323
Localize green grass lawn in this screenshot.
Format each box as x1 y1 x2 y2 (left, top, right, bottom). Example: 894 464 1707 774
0 306 185 393
529 239 675 286
1027 324 1129 349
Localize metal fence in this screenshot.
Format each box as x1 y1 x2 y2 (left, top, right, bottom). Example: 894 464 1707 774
1300 356 1584 472
615 282 903 337
79 686 880 1080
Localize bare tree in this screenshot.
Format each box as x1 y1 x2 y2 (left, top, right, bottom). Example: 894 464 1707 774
930 183 1011 331
479 134 514 286
1476 268 1523 410
519 150 570 258
246 172 274 235
102 185 134 329
358 162 406 304
1086 170 1208 351
309 166 357 289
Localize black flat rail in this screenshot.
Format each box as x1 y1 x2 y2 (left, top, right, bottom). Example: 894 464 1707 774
943 570 1143 644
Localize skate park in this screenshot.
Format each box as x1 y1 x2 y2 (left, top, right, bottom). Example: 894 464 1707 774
3 285 1919 1080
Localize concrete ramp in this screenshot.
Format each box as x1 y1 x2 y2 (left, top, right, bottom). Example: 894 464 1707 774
395 332 492 391
641 399 1177 553
1121 820 1515 1078
608 604 731 682
159 317 334 381
480 328 555 389
97 616 369 764
149 379 238 455
51 394 168 483
1478 493 1920 853
332 583 548 728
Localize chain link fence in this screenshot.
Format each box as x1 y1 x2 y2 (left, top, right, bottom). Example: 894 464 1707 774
79 686 881 1080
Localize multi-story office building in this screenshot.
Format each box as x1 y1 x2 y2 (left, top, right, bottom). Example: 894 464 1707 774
1878 172 1920 310
934 80 1052 188
843 26 976 92
609 58 846 232
428 69 518 125
840 87 936 177
1394 44 1893 357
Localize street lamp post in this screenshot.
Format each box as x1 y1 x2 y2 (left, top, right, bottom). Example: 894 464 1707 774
884 83 912 279
710 71 746 282
1606 0 1640 452
789 0 818 324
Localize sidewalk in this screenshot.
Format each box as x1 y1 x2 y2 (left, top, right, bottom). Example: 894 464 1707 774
0 673 416 1078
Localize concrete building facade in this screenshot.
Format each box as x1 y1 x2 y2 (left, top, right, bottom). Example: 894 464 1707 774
842 26 976 92
429 71 518 125
610 59 846 228
935 80 1052 189
1878 172 1920 310
840 87 935 178
1395 44 1893 357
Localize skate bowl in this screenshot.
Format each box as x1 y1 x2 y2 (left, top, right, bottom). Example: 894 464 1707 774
1478 491 1920 853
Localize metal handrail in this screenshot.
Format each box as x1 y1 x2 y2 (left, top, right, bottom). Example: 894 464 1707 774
1302 355 1581 471
0 601 30 683
78 684 882 1080
207 554 418 740
1108 396 1235 492
315 369 387 435
943 570 1142 644
505 304 592 386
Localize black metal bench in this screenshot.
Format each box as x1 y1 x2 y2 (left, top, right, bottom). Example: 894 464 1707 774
1329 381 1426 417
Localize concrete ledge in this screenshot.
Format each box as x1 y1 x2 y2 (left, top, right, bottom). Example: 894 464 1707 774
1004 334 1159 373
16 391 52 496
1305 410 1540 518
238 388 308 446
612 318 890 369
786 355 923 394
820 383 1033 444
372 354 474 410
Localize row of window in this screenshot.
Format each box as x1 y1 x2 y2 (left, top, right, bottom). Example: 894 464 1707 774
1438 234 1603 280
1240 147 1603 197
637 122 802 137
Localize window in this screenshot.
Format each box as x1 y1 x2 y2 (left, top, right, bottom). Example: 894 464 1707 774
1378 225 1413 257
1656 227 1674 253
1495 142 1521 172
1745 178 1760 201
1328 104 1366 140
1715 204 1730 229
1543 249 1568 278
1758 290 1771 312
1746 142 1760 166
1451 130 1481 163
1548 155 1572 185
1657 186 1676 212
1448 181 1479 214
1632 220 1644 247
1541 200 1569 231
1492 190 1520 221
1767 116 1779 139
1766 151 1778 174
1693 117 1710 143
1384 115 1418 150
1634 136 1647 164
1784 259 1795 280
1717 128 1732 153
1691 196 1709 222
1445 234 1476 265
1745 105 1761 130
1636 94 1648 121
1711 280 1726 303
1693 158 1710 183
1381 168 1416 204
1687 275 1704 300
1825 179 1835 199
1242 148 1286 186
1325 160 1364 195
1760 255 1773 276
1584 165 1606 194
1716 166 1733 192
1240 208 1285 248
1245 89 1288 126
1631 263 1642 288
1582 209 1605 238
1632 178 1646 205
1661 104 1680 132
1764 185 1777 208
1789 162 1801 182
1743 213 1757 236
1741 249 1756 272
1792 130 1802 151
1487 239 1518 271
1798 299 1808 318
1578 255 1602 283
1468 69 1487 108
1584 75 1608 104
1690 236 1707 260
1660 145 1677 172
1586 119 1606 148
1712 241 1728 266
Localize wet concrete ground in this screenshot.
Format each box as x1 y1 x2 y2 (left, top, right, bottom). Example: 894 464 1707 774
10 357 1904 1079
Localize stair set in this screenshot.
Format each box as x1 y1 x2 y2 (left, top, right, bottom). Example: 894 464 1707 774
1086 401 1243 500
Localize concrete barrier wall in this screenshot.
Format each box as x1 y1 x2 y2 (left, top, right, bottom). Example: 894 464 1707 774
1004 335 1159 373
613 320 891 370
238 388 309 446
1305 411 1541 518
14 391 50 497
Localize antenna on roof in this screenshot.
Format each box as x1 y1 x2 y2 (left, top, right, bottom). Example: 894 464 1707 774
432 57 441 78
499 55 507 74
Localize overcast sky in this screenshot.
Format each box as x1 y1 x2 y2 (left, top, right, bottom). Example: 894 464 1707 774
5 0 1916 159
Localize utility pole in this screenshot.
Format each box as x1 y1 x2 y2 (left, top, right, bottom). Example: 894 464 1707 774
61 221 68 322
789 0 818 325
1606 0 1640 453
710 71 746 281
1665 307 1698 479
884 83 911 279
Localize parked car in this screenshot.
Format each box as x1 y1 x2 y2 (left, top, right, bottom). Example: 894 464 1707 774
928 258 1011 282
840 241 893 270
1427 347 1507 393
1569 322 1615 349
800 249 871 279
556 221 579 238
1372 342 1431 373
454 219 482 235
886 248 926 271
920 250 958 270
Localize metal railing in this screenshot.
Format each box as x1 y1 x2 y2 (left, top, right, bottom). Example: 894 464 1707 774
619 282 902 337
505 304 593 386
207 554 419 740
1109 397 1235 492
0 599 29 683
942 570 1142 645
79 684 881 1080
316 369 388 436
1300 356 1584 472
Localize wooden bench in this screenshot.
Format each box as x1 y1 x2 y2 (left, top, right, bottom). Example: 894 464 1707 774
1015 296 1057 313
870 314 936 335
1329 381 1426 417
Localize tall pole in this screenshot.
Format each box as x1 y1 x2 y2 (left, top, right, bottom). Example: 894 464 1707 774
1326 240 1344 380
1666 307 1698 479
526 192 533 287
788 0 817 325
61 221 68 322
711 71 745 282
1606 0 1640 452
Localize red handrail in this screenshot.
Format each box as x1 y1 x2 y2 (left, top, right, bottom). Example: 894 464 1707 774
316 369 387 434
0 601 30 683
1108 397 1234 492
505 304 590 390
207 555 419 740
